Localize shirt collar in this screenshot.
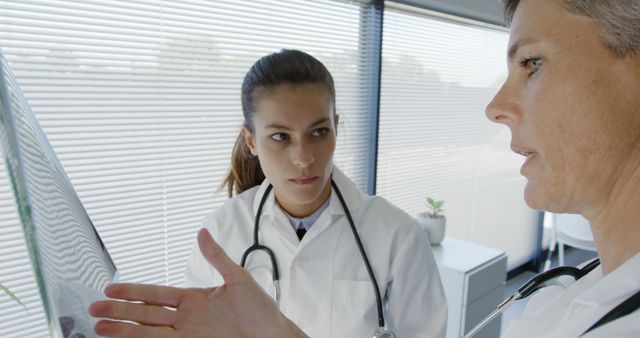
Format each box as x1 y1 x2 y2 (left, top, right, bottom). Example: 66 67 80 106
279 197 330 231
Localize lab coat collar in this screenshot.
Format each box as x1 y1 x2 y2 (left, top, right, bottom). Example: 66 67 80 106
251 165 365 217
574 252 640 307
252 177 277 217
327 166 365 216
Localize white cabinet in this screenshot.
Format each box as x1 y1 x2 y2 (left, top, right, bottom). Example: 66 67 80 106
432 237 507 338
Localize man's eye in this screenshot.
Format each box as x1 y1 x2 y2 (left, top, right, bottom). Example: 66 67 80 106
519 57 543 76
271 133 288 141
312 128 329 137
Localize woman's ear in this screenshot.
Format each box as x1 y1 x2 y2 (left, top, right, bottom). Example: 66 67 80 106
242 126 258 156
334 114 339 136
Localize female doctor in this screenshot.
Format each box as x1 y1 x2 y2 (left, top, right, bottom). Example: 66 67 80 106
181 49 446 338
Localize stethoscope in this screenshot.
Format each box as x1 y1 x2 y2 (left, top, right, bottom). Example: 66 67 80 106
465 257 640 337
240 179 396 338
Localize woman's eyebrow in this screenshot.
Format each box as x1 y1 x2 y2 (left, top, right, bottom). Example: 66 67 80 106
264 123 291 130
264 117 330 130
508 38 540 61
309 117 330 128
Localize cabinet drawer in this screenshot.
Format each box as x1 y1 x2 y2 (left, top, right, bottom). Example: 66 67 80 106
465 255 506 304
463 286 503 338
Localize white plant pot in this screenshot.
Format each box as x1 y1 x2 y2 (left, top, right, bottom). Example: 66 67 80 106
416 213 446 245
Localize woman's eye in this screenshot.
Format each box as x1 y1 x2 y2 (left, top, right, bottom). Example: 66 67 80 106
312 128 329 137
519 57 543 76
271 133 289 141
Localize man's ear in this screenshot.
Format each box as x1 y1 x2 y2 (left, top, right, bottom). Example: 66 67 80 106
242 127 258 156
334 114 339 136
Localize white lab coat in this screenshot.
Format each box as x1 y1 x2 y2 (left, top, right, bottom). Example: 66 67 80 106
502 252 640 338
185 167 447 338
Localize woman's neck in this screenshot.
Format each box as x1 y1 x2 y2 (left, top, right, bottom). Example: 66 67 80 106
275 180 332 218
587 151 640 274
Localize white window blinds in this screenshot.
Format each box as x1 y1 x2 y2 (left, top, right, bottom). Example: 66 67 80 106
376 4 539 270
0 0 378 336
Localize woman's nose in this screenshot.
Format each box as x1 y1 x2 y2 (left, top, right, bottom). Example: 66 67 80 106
486 80 519 126
291 141 314 168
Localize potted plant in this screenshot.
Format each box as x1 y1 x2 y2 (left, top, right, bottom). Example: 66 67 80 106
416 197 446 245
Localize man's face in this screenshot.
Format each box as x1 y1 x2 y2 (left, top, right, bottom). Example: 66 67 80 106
485 0 640 214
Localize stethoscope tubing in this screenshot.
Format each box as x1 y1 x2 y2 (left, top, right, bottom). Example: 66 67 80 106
465 257 606 338
516 257 600 299
330 179 386 328
240 184 281 302
240 179 390 334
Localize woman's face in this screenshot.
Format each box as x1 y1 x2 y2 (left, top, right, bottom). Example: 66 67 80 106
485 0 640 214
244 83 337 217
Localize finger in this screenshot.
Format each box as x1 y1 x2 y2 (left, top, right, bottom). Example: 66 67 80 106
103 283 187 308
95 320 176 338
198 228 245 285
90 300 176 327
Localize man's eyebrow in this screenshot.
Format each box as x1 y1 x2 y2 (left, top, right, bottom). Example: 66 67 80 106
508 38 539 61
264 117 331 130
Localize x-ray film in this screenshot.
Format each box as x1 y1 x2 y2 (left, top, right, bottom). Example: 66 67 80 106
0 49 117 338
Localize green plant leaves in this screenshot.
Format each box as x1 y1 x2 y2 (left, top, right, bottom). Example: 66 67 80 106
0 282 26 310
426 197 445 216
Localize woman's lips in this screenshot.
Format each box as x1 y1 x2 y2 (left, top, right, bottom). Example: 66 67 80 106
511 143 537 174
521 152 537 174
290 176 318 185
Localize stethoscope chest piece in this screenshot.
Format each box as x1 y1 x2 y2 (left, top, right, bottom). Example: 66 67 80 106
373 328 396 338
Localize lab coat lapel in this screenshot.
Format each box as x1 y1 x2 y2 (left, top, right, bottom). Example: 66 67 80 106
573 253 640 307
298 207 333 245
270 207 302 245
251 166 367 246
251 178 299 245
302 167 366 243
252 178 276 217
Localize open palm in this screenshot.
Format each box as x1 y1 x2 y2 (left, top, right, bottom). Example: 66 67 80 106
90 229 306 338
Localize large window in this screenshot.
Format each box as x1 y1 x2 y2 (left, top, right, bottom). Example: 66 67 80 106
376 4 539 270
0 0 379 336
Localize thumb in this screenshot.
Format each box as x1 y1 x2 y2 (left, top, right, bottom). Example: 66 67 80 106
198 228 245 285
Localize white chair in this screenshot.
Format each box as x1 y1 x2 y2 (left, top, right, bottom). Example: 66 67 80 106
545 213 597 270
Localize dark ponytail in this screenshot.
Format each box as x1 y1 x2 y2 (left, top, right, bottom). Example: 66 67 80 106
222 49 336 197
223 131 265 197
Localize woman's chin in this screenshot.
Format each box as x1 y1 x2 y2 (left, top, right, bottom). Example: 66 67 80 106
524 181 567 213
523 181 547 211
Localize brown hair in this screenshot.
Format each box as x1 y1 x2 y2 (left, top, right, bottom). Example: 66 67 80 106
221 49 336 197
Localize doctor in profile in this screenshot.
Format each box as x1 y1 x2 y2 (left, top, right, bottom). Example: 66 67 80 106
90 49 447 338
90 0 640 337
485 0 640 336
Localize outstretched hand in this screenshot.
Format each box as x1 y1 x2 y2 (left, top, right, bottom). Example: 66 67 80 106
90 228 307 338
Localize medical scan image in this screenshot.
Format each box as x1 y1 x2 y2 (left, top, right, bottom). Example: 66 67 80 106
0 50 117 338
